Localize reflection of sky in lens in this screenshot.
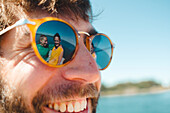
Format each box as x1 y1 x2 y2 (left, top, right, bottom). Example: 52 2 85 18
36 21 77 63
93 35 112 69
93 35 112 55
36 21 76 47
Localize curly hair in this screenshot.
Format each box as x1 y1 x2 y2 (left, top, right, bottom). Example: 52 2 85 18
0 0 93 31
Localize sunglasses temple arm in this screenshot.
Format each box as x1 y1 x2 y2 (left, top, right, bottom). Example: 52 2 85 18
0 19 35 35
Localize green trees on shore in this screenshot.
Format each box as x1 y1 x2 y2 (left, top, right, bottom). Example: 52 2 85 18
100 81 168 96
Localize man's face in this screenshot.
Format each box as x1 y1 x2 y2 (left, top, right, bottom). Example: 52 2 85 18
40 37 48 47
54 36 60 47
0 11 101 113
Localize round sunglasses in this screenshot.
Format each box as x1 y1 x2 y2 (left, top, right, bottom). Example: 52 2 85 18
0 17 114 70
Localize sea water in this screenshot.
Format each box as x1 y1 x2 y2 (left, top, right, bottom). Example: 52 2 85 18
97 91 170 113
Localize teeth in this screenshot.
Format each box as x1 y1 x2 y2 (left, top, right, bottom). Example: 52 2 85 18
54 103 59 111
60 103 66 112
68 102 74 112
85 99 87 108
48 99 87 112
81 100 85 110
74 102 81 112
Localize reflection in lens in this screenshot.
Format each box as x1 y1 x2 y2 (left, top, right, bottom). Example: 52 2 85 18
48 33 64 65
36 35 50 61
35 20 77 66
92 35 112 69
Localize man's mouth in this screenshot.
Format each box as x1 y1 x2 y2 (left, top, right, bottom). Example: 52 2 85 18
44 98 89 113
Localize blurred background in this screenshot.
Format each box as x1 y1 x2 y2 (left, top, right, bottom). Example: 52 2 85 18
90 0 170 113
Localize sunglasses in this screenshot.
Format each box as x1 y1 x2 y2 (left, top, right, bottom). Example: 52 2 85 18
0 17 114 70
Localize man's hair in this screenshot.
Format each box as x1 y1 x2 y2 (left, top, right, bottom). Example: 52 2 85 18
53 33 61 41
0 0 93 31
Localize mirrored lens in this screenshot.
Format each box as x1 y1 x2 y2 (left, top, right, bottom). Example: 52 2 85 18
91 34 113 69
35 20 77 66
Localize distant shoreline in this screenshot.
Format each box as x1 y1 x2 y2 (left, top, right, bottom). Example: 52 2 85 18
101 88 170 98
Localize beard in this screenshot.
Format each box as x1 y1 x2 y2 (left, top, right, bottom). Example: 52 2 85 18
0 76 100 113
0 76 31 113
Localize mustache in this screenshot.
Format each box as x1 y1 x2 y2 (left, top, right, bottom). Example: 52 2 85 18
32 82 99 113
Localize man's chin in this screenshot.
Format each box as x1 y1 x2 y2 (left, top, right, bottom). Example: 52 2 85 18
42 99 93 113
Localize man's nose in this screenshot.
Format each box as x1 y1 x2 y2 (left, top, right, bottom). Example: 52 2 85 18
61 38 100 83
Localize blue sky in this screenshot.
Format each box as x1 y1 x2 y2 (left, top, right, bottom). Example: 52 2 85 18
90 0 170 87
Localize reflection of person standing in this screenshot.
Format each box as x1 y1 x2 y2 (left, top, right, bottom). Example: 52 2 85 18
49 33 64 65
91 43 97 59
37 35 52 61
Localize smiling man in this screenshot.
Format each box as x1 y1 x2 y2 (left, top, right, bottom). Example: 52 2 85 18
0 0 113 113
37 35 51 61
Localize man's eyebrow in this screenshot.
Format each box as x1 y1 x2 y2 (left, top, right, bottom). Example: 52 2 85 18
88 29 98 36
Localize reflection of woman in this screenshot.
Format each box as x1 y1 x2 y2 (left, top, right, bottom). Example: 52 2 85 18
91 43 97 59
49 33 64 65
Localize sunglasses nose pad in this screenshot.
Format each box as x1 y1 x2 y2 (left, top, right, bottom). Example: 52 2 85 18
78 31 91 51
83 38 90 52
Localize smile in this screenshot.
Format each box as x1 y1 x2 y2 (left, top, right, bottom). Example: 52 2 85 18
45 98 89 113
